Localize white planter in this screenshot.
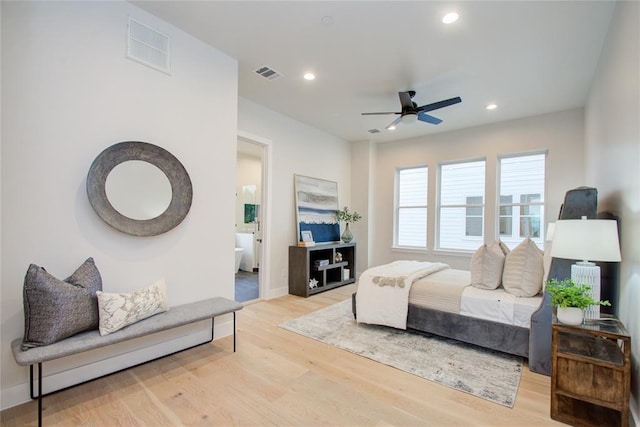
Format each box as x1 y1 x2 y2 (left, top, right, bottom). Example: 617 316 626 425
557 307 583 325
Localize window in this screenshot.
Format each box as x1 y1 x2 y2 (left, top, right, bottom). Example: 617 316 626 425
498 153 545 249
438 160 485 250
395 166 427 247
465 196 483 236
520 194 542 238
499 195 513 236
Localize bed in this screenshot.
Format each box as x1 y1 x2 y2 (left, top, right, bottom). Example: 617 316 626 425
351 257 553 375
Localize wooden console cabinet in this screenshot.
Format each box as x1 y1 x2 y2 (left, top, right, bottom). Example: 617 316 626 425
551 315 631 427
288 242 356 297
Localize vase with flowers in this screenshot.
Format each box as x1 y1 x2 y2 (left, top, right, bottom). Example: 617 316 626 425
546 278 611 325
336 206 362 243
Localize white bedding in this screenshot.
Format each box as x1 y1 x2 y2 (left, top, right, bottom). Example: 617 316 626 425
355 261 449 329
358 261 543 330
459 286 542 328
409 269 471 314
408 270 543 328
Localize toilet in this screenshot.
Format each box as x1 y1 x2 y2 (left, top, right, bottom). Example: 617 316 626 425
234 248 244 273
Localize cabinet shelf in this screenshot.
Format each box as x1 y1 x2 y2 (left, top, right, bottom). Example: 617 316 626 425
554 389 625 411
307 279 352 295
313 261 348 272
289 242 356 297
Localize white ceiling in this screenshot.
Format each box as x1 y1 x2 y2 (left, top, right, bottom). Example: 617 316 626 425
134 1 615 143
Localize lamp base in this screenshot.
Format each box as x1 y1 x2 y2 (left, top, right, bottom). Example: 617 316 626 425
571 262 600 320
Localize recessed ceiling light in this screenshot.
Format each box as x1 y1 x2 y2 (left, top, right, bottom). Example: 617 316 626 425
303 73 316 81
387 125 396 131
320 15 334 26
442 12 459 24
486 104 498 110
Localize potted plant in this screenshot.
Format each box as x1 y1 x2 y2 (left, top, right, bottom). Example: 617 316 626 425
336 206 362 243
546 278 611 325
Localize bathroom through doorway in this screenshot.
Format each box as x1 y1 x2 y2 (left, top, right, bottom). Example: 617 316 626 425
235 135 267 302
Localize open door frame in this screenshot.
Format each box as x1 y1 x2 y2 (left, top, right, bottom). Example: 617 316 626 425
238 130 272 300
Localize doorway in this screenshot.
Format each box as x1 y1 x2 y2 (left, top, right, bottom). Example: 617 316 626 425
235 133 269 302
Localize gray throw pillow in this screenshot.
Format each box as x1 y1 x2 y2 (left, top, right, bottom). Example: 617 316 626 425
22 257 102 350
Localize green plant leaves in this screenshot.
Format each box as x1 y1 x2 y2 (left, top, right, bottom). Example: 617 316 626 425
545 278 611 308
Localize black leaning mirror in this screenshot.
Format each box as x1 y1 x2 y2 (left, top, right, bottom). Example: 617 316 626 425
87 141 193 237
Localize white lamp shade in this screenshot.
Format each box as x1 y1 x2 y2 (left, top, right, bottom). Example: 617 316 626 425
545 222 555 241
550 219 621 262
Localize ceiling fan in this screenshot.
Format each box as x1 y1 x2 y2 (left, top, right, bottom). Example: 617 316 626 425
362 91 462 129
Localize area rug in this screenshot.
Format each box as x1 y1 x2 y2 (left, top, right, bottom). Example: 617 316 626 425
279 299 522 407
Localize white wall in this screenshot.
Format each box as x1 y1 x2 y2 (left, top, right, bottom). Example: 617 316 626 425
365 108 586 270
238 98 352 298
350 141 376 276
584 1 640 422
1 1 237 408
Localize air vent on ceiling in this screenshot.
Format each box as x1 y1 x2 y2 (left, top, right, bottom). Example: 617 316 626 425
127 17 170 74
254 66 283 81
368 129 381 134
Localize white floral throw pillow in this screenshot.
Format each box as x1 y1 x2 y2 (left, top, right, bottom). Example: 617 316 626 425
96 279 169 335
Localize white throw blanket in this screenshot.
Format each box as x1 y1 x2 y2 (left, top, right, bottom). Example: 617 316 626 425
356 261 449 329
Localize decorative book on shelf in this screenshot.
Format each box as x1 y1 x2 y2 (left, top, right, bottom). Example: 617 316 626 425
298 241 315 247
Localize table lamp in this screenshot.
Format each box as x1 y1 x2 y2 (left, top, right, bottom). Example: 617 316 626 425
549 217 621 320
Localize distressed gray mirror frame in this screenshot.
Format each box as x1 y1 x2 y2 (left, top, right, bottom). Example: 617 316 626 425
87 141 193 237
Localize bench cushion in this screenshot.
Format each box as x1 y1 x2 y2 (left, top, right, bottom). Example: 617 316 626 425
12 297 242 366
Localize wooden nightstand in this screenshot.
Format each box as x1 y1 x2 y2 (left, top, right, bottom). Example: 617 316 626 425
551 315 631 427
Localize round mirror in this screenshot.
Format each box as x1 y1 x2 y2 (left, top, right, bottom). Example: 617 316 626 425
87 141 193 237
106 161 172 220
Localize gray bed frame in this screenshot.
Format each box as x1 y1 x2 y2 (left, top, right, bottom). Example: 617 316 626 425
352 291 553 375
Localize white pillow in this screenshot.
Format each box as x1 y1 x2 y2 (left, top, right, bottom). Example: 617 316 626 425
97 279 170 336
470 241 506 290
502 238 544 297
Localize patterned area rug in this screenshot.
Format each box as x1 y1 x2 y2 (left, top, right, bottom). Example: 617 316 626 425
280 299 522 407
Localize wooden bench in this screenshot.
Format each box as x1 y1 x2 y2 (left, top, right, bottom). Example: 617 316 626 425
11 297 243 427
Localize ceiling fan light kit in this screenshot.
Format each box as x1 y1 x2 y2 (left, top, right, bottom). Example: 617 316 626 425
362 91 462 130
401 113 418 124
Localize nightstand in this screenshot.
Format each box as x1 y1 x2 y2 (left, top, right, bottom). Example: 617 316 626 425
551 315 631 427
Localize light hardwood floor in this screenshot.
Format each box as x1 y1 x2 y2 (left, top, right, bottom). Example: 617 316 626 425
2 284 565 426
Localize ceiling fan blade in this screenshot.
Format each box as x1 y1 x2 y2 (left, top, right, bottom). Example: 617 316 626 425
361 112 401 115
398 92 414 109
418 96 462 113
418 112 443 125
385 116 403 129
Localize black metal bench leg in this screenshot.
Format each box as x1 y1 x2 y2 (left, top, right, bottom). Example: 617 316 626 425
38 363 42 427
29 363 43 426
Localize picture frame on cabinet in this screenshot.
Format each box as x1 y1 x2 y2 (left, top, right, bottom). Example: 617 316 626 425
294 174 340 243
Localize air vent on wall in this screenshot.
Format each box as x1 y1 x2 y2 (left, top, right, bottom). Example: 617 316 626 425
127 17 170 74
254 66 283 81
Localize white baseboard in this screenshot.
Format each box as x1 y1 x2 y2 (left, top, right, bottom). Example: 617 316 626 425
265 284 288 300
1 318 234 411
